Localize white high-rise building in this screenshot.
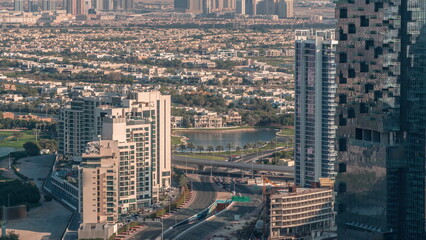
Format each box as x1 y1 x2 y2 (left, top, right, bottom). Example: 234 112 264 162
59 91 171 203
294 30 338 188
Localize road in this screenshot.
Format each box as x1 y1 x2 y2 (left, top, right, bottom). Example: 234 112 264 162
234 147 291 163
174 182 262 240
130 175 217 240
173 155 294 174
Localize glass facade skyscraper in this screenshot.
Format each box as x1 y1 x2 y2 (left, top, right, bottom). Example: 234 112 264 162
335 0 426 239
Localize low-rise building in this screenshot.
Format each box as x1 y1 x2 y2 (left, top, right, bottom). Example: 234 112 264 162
193 113 223 128
269 186 334 239
224 111 242 126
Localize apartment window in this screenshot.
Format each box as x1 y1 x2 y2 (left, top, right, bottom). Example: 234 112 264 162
355 128 363 140
374 2 383 12
360 103 368 113
348 23 356 34
339 52 347 63
339 94 347 104
339 8 348 18
348 69 356 78
339 138 347 151
360 62 369 72
347 108 356 118
360 16 369 27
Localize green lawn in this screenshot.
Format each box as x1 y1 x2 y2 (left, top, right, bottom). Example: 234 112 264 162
0 130 37 148
175 153 227 161
277 128 294 136
172 135 184 145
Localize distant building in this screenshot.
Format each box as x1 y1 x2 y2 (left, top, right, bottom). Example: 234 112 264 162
28 0 39 12
42 0 56 10
257 0 292 18
193 113 223 128
236 0 245 14
65 0 88 15
245 0 256 15
14 0 24 11
277 0 292 18
224 111 242 126
294 29 337 188
171 116 183 128
269 186 334 239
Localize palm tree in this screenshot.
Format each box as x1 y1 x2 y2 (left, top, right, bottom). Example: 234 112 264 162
179 144 187 153
215 145 224 152
13 132 23 141
196 145 204 153
207 145 214 153
236 146 241 153
187 142 195 153
225 143 234 152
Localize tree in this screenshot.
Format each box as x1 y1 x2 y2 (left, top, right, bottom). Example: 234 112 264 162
225 143 234 152
215 145 224 152
179 144 187 153
207 145 214 152
187 142 195 153
0 231 19 240
196 145 204 153
23 142 40 156
32 129 41 142
12 132 23 141
178 175 188 187
236 146 242 152
38 139 58 152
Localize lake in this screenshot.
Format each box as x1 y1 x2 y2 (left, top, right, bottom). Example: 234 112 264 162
174 128 279 148
0 147 20 157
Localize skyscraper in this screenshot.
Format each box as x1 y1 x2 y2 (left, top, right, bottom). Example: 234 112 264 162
277 0 292 18
14 0 24 11
28 0 39 12
236 0 245 14
42 0 56 10
335 0 426 239
64 0 88 15
294 29 338 188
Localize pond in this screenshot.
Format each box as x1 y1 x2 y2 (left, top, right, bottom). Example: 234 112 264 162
174 128 279 148
0 147 20 157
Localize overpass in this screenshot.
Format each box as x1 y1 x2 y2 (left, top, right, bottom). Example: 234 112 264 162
172 155 294 175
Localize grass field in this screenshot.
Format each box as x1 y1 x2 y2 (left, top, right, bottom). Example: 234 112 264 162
277 128 294 136
172 135 185 145
0 130 37 148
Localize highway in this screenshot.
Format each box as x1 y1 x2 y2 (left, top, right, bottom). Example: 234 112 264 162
172 155 294 174
174 182 262 240
129 175 216 240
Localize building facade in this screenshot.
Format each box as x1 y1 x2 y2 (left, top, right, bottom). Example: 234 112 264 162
294 29 337 188
58 91 172 203
14 0 24 11
335 0 426 239
269 187 334 239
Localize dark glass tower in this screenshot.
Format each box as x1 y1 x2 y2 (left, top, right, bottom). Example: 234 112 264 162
334 0 426 239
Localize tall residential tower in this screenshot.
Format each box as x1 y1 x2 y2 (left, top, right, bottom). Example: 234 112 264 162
294 29 338 188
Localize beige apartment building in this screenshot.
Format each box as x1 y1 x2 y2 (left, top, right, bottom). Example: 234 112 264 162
193 113 223 128
59 91 171 204
269 187 334 239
